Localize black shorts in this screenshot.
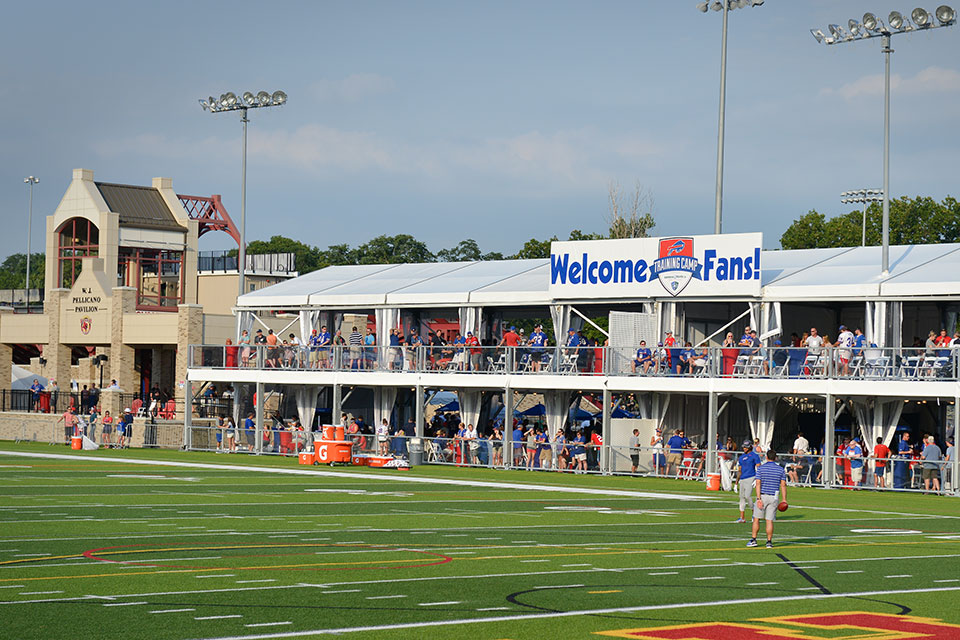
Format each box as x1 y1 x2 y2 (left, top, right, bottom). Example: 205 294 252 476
630 454 639 465
529 351 543 362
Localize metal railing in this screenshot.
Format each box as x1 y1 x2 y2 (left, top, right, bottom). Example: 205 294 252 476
188 344 960 382
0 288 43 311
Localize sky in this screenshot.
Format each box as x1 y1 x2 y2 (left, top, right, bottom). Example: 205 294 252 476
1 0 958 261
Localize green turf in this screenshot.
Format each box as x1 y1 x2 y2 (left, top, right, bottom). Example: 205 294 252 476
1 441 959 639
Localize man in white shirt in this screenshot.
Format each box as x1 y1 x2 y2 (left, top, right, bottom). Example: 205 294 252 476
792 432 809 455
805 327 824 355
836 325 854 375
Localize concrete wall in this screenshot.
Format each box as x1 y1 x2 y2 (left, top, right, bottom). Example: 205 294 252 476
0 411 215 449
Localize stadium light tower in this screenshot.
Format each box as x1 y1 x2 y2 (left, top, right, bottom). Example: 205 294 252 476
24 176 39 297
199 90 287 298
841 189 884 246
812 6 956 274
696 0 767 235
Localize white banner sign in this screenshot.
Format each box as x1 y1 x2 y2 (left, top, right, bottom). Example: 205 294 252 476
549 233 762 299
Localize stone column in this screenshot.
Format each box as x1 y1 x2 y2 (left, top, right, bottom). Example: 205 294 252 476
175 304 203 407
110 287 137 393
43 290 74 396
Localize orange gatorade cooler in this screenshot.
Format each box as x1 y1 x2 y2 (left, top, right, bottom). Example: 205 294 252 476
299 451 314 465
352 455 369 466
706 472 721 491
71 436 82 450
323 425 335 440
335 425 345 441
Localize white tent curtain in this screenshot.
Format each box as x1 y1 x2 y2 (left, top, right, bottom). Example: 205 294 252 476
550 305 570 345
376 308 400 369
458 307 481 337
865 301 885 347
759 302 782 342
236 310 256 342
295 386 319 434
852 397 904 447
743 395 777 451
299 310 322 343
748 302 760 335
543 390 570 438
373 387 398 432
636 393 671 428
458 390 482 430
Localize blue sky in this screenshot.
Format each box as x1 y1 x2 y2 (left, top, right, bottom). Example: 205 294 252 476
2 0 958 261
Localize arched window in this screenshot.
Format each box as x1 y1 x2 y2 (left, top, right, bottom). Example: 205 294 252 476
57 218 99 288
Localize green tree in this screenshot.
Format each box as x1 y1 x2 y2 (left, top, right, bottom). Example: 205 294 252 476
0 252 45 289
355 234 435 264
510 237 557 259
319 243 358 266
437 239 482 262
780 196 960 249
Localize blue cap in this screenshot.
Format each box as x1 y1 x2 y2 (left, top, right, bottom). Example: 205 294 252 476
510 326 516 331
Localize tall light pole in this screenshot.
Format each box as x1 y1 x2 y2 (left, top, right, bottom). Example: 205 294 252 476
841 189 884 246
812 6 956 274
696 0 767 235
24 176 39 298
199 90 287 298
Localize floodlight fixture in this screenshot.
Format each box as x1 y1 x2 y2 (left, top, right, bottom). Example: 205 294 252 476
811 7 954 274
697 1 709 12
937 4 957 23
712 1 722 11
197 88 288 297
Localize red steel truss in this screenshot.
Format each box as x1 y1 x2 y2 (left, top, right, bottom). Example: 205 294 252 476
176 194 241 246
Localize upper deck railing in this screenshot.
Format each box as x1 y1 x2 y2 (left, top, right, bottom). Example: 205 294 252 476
188 343 960 383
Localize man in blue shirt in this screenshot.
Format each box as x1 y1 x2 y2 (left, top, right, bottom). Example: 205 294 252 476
29 379 44 413
845 438 864 487
666 429 689 476
853 328 866 358
735 440 762 523
317 325 332 369
528 324 548 372
244 413 256 451
512 421 524 466
633 341 653 374
749 449 787 548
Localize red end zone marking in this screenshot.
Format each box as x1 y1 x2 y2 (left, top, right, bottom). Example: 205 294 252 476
81 543 452 572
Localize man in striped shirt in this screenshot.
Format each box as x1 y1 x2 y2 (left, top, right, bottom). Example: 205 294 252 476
748 449 787 549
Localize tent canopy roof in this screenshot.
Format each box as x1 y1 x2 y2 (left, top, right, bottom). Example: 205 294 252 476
238 242 960 309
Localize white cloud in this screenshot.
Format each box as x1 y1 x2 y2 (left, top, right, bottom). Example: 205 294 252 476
310 73 396 103
821 65 960 99
95 124 668 194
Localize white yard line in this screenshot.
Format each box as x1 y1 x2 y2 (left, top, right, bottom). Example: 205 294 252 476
196 574 236 579
103 601 148 607
365 595 406 600
419 601 461 606
236 580 276 584
150 608 196 614
196 614 243 620
179 586 960 640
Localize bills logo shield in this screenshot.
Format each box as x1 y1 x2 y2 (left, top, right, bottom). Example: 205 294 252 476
80 317 92 335
651 237 701 296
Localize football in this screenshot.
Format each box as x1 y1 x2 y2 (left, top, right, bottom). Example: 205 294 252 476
778 501 789 512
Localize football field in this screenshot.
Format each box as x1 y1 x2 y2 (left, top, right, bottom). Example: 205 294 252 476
2 441 959 640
